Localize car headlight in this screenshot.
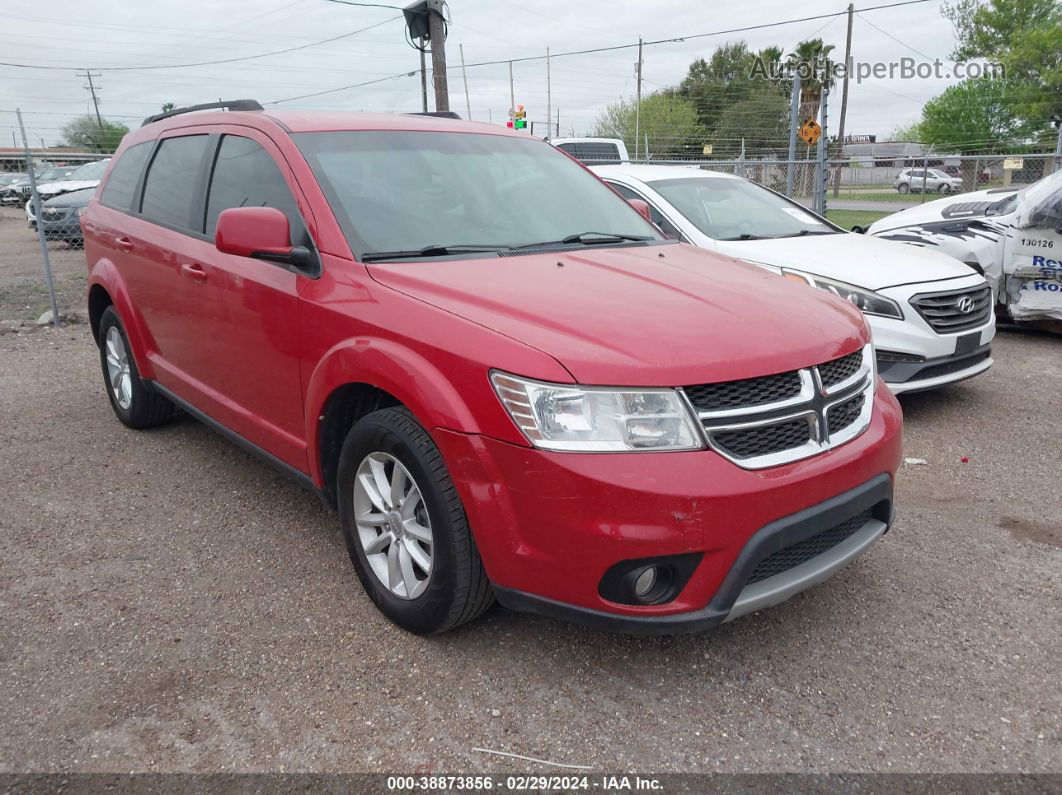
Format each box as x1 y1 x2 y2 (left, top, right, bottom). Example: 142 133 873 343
491 371 704 452
782 270 903 319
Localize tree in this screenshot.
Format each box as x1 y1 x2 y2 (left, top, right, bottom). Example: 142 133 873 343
889 121 924 142
786 38 836 125
710 86 791 158
918 78 1028 188
675 42 787 134
60 115 129 153
942 0 1061 133
161 102 176 112
592 92 704 159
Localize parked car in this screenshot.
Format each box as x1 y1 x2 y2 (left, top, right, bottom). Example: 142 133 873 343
941 165 990 184
1 166 77 206
26 158 110 226
594 164 996 394
894 168 963 194
37 187 94 245
83 102 901 635
869 167 1062 327
552 136 629 163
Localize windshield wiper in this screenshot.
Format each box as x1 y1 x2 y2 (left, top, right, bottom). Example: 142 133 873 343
776 229 838 238
361 243 511 262
718 233 767 241
512 232 653 250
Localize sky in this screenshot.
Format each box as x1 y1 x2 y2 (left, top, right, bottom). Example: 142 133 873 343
0 0 969 148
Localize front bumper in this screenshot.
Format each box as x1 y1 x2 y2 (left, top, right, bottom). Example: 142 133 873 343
433 381 902 633
879 343 993 394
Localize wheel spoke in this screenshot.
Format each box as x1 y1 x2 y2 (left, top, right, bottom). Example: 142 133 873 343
363 529 393 555
111 369 123 391
403 518 432 545
400 489 422 520
368 457 393 509
389 464 408 509
398 542 419 596
403 537 431 573
356 510 388 528
387 539 402 590
357 472 388 513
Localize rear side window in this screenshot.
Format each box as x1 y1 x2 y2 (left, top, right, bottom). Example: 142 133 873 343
205 135 304 241
140 135 210 230
557 142 621 163
100 142 151 211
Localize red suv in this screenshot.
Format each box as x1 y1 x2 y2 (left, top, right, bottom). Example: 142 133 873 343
82 101 902 635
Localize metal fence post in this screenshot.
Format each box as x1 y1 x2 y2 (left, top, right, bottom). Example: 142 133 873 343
815 84 829 215
15 109 60 329
920 154 929 203
786 74 801 198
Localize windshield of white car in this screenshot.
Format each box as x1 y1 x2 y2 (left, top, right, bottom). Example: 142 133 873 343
294 131 661 259
67 159 110 181
647 176 841 241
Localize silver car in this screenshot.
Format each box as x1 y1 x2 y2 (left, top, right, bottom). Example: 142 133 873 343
894 168 963 195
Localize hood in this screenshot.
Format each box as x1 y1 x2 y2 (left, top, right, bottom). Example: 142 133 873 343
867 187 1017 232
719 231 975 290
35 179 101 196
368 243 868 386
43 187 95 207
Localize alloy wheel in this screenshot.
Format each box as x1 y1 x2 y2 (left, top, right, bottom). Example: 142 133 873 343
104 326 133 410
352 452 434 600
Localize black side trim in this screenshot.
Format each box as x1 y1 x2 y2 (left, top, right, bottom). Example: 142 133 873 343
147 380 325 503
878 343 990 386
494 474 894 636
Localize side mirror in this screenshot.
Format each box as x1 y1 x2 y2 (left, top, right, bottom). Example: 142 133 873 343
216 206 312 268
627 198 653 223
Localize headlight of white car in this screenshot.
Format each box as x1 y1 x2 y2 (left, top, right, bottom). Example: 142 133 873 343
782 270 903 319
491 371 704 452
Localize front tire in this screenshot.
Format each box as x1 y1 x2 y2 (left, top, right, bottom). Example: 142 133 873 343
898 182 910 194
337 407 493 634
97 307 175 429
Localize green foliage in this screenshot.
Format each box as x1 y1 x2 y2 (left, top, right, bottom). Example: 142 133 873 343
918 78 1028 153
786 38 836 124
889 121 924 141
161 102 176 112
60 115 129 153
710 87 791 158
592 92 704 158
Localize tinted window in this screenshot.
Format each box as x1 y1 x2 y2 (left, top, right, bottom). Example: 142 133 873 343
557 142 621 163
100 142 151 210
205 135 303 241
140 136 209 230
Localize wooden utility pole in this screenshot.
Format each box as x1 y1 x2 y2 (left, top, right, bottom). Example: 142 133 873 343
78 70 104 129
426 2 449 112
459 43 471 119
832 2 855 197
546 47 551 140
419 42 428 112
509 61 515 124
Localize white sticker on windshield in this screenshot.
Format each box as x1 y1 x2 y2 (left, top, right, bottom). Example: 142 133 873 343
781 207 819 224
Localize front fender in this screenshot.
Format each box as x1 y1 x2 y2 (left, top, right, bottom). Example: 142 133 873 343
87 257 158 379
303 336 490 485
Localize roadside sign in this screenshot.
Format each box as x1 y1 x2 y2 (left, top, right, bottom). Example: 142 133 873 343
1003 158 1024 170
702 144 713 155
799 119 822 146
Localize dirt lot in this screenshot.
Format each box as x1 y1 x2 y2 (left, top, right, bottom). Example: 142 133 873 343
0 205 1059 775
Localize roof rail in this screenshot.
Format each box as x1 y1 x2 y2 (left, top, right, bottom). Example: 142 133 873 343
406 111 462 120
142 99 264 127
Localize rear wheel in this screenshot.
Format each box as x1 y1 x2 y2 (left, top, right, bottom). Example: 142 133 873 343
97 307 175 429
337 407 493 634
898 182 910 194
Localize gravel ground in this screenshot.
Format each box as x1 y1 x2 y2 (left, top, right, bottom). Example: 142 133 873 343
0 209 1059 775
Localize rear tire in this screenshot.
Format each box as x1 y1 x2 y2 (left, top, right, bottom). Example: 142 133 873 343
97 307 175 429
337 407 493 634
898 183 910 194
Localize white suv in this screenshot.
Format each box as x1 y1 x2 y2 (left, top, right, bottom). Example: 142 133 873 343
593 164 996 395
895 168 962 195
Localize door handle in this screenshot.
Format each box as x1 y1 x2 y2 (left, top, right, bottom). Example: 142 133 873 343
181 263 208 283
115 236 134 251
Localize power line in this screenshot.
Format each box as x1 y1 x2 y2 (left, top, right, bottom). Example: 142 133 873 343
0 15 401 71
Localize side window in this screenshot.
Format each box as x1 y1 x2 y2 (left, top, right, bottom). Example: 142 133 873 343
607 182 685 241
205 135 305 243
140 135 210 230
99 142 151 211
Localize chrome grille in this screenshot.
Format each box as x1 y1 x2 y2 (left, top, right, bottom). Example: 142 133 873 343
683 371 802 413
683 345 874 470
910 285 992 333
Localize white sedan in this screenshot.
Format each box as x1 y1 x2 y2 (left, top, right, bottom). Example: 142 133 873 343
593 164 996 395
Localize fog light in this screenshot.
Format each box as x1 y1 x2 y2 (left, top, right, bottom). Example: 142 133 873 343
634 567 657 598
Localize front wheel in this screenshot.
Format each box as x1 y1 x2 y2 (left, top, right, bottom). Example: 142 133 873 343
337 407 493 634
97 307 175 429
938 184 951 194
897 182 910 194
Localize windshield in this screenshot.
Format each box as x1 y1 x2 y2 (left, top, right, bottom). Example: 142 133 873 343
293 131 659 257
69 159 110 180
648 176 840 240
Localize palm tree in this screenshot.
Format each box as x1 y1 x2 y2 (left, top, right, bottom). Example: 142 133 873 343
786 38 836 124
